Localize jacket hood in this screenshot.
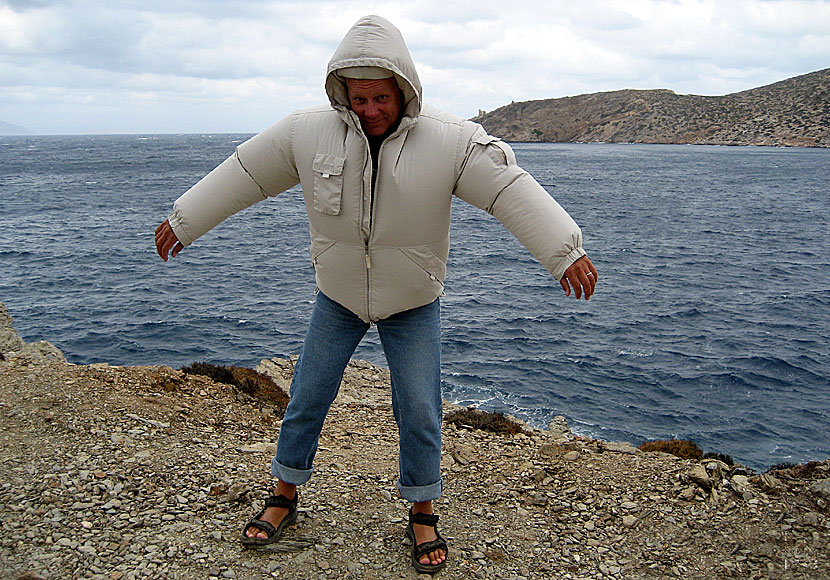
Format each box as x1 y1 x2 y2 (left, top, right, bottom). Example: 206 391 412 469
325 15 422 120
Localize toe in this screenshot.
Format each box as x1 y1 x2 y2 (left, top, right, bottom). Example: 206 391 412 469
245 525 268 539
419 549 445 566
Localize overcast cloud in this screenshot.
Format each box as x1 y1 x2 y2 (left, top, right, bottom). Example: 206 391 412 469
1 0 828 134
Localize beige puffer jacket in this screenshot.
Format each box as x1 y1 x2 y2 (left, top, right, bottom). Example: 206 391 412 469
168 15 586 323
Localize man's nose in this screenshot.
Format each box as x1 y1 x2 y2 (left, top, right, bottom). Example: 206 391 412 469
364 102 380 117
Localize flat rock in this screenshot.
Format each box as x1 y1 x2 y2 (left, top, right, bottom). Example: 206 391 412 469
236 442 277 454
809 479 830 500
604 442 641 455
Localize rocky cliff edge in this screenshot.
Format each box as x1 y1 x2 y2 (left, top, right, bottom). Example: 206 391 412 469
1 304 829 580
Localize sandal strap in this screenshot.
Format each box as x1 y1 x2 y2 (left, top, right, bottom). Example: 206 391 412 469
414 538 448 559
409 510 439 527
242 517 277 538
264 493 298 510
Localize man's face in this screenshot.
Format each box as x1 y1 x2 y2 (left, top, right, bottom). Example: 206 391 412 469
346 78 403 137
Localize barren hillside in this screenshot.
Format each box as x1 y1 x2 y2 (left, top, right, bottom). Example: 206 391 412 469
473 68 830 147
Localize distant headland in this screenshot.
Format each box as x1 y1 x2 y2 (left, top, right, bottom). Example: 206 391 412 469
0 120 32 135
473 68 829 147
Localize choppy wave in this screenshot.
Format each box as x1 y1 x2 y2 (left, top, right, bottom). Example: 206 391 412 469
2 137 828 471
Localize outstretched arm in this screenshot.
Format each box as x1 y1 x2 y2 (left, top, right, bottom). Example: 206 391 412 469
560 256 598 300
155 219 184 262
455 130 591 283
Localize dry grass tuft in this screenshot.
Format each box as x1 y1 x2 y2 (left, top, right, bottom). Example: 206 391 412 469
181 362 289 416
768 460 827 480
444 407 529 436
639 439 703 460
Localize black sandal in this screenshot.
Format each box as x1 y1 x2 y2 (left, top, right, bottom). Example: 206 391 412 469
406 508 448 574
240 493 298 548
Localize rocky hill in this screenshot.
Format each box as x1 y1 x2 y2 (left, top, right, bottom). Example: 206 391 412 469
472 68 829 147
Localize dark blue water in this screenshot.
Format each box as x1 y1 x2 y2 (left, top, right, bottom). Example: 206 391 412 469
2 135 828 471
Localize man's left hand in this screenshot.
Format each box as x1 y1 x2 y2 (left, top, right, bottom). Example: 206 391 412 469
561 256 598 300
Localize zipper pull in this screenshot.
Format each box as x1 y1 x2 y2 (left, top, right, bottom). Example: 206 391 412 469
365 248 372 269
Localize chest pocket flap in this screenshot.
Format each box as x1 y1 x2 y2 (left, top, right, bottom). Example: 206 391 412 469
312 154 346 215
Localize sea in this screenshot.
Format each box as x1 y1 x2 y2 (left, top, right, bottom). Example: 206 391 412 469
1 135 828 472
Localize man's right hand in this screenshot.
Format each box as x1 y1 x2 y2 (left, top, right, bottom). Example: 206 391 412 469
155 220 184 261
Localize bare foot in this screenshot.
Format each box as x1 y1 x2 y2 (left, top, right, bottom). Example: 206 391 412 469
411 500 447 567
246 481 296 539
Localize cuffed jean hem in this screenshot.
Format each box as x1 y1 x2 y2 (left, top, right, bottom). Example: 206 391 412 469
271 457 313 486
397 478 443 503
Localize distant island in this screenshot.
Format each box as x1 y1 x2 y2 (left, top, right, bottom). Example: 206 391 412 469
0 120 32 135
473 68 829 147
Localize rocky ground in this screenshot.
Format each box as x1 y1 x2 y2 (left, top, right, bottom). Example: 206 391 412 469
2 308 829 580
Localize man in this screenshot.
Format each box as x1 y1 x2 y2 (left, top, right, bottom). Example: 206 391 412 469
155 15 597 574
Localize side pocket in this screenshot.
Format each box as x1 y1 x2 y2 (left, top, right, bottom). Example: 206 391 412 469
400 247 446 288
310 238 337 267
312 154 346 215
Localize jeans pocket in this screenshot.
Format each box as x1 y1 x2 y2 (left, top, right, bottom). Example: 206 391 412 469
312 154 346 215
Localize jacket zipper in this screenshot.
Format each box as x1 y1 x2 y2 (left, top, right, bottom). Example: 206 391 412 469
361 124 397 322
363 135 374 321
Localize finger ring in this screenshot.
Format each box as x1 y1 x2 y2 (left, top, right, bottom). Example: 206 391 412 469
586 272 593 277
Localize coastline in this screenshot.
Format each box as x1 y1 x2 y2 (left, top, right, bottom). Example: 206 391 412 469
2 307 829 579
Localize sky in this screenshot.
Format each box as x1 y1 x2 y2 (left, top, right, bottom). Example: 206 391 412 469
1 0 828 134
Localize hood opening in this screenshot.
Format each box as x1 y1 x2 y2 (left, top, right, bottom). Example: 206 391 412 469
325 15 422 121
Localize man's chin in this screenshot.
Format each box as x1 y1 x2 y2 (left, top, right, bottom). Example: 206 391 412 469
363 123 388 136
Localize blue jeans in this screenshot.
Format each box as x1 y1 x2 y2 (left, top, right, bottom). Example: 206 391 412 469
272 291 443 502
